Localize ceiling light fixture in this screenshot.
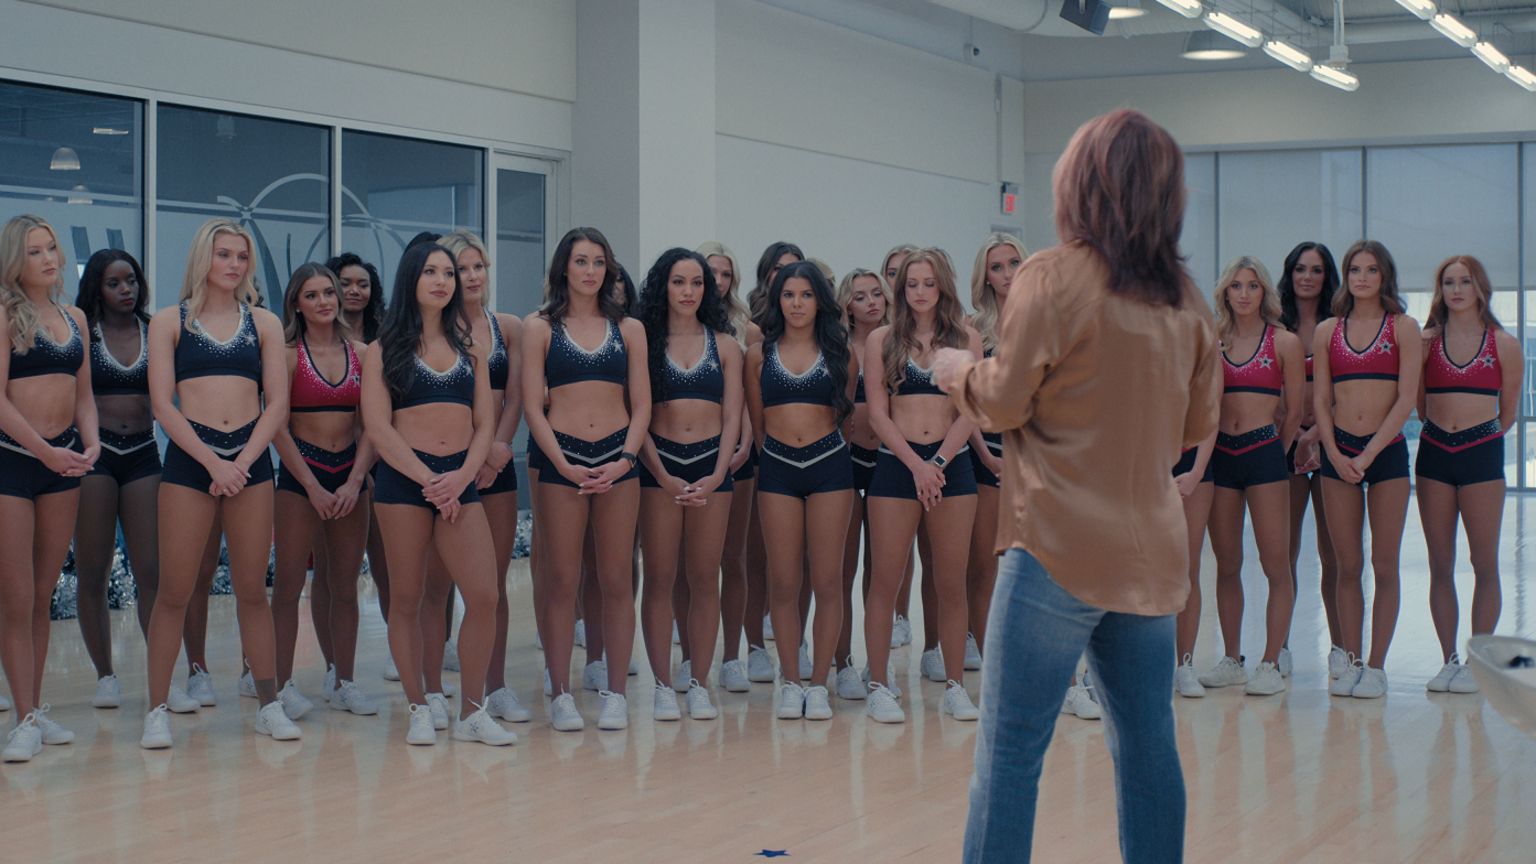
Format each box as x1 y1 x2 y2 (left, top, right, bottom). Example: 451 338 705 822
1310 63 1360 91
1429 13 1477 47
1393 0 1437 21
1263 39 1312 72
1204 10 1264 48
1471 41 1510 72
1182 30 1246 60
91 126 129 136
1107 0 1147 20
49 146 80 171
68 184 93 205
1507 65 1536 91
1155 0 1203 19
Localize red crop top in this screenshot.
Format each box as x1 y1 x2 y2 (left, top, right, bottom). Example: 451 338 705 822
290 336 361 413
1223 325 1283 396
1424 328 1501 396
1328 315 1399 383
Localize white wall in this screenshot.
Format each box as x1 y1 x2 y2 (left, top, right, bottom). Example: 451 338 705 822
714 0 1026 292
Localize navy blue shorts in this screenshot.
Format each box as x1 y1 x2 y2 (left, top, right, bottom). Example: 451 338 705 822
639 434 734 493
0 427 82 499
1415 419 1504 488
1173 446 1213 483
537 428 638 488
277 438 358 495
731 444 756 483
1212 425 1288 490
1319 428 1409 486
527 438 549 475
850 444 878 493
757 431 853 499
479 446 518 496
162 419 274 493
867 441 978 500
90 428 161 486
970 434 1003 488
373 449 481 510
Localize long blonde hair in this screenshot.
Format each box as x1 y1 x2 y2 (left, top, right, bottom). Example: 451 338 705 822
697 240 750 346
837 268 887 331
0 215 66 352
180 218 261 330
1213 255 1281 342
882 248 968 395
970 233 1028 354
881 243 919 288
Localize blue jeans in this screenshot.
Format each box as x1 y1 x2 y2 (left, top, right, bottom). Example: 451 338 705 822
963 549 1185 863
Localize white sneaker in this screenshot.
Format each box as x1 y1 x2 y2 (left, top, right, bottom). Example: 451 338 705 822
582 660 607 691
1427 656 1462 693
804 685 833 721
1199 656 1248 688
1330 656 1363 697
543 668 553 697
139 705 172 750
964 634 983 671
382 655 401 682
597 691 628 730
550 693 584 732
763 613 775 642
865 683 905 724
1327 646 1349 680
673 660 692 694
746 646 775 683
574 619 587 649
942 681 979 721
425 692 451 730
33 705 73 744
443 639 460 672
1174 654 1206 698
167 683 200 714
686 681 718 720
279 680 314 721
1352 667 1387 699
1278 647 1293 678
322 665 336 702
891 614 912 648
836 666 866 701
255 701 302 740
861 663 902 698
238 669 257 699
1448 665 1480 694
453 704 517 746
920 648 946 683
672 621 681 645
720 659 750 693
1245 661 1286 696
776 681 806 719
188 664 216 706
330 680 378 716
1062 684 1102 720
3 714 42 762
485 687 531 722
653 683 681 722
406 703 437 745
798 643 813 681
92 674 123 709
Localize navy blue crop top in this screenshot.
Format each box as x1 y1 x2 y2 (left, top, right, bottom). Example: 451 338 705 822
546 319 626 389
90 321 148 395
895 358 944 397
8 306 83 380
760 343 837 408
174 303 261 383
483 310 509 391
395 351 474 410
661 329 724 405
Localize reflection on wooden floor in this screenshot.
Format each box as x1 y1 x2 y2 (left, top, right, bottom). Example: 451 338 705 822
4 495 1535 862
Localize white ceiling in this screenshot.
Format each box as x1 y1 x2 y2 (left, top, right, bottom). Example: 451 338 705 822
754 0 1536 81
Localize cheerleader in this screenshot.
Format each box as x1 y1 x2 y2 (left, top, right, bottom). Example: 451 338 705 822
0 216 98 762
1314 240 1420 698
140 218 295 749
360 241 514 746
1417 256 1521 692
880 243 922 648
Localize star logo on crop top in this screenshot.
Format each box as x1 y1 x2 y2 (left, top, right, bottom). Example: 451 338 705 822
1479 356 1496 368
1257 356 1273 369
1377 342 1392 354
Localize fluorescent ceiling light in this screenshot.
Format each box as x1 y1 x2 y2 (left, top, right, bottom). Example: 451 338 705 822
1182 30 1245 60
1263 40 1312 72
1204 11 1264 48
1472 42 1510 73
1107 0 1147 20
49 146 80 170
1429 13 1477 48
1507 65 1536 91
1155 0 1203 19
92 126 129 136
1310 63 1360 91
1392 0 1436 20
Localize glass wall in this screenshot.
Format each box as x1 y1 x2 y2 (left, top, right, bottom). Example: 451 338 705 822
0 81 143 279
1216 149 1363 285
156 105 331 311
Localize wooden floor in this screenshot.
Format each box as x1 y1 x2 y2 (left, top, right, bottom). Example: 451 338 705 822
5 495 1536 863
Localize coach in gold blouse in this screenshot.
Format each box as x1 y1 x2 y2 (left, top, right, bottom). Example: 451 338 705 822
934 109 1222 864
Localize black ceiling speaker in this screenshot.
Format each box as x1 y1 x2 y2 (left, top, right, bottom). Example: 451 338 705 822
1060 0 1110 35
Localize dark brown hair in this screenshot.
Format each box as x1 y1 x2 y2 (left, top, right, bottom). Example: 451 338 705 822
1334 240 1404 318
